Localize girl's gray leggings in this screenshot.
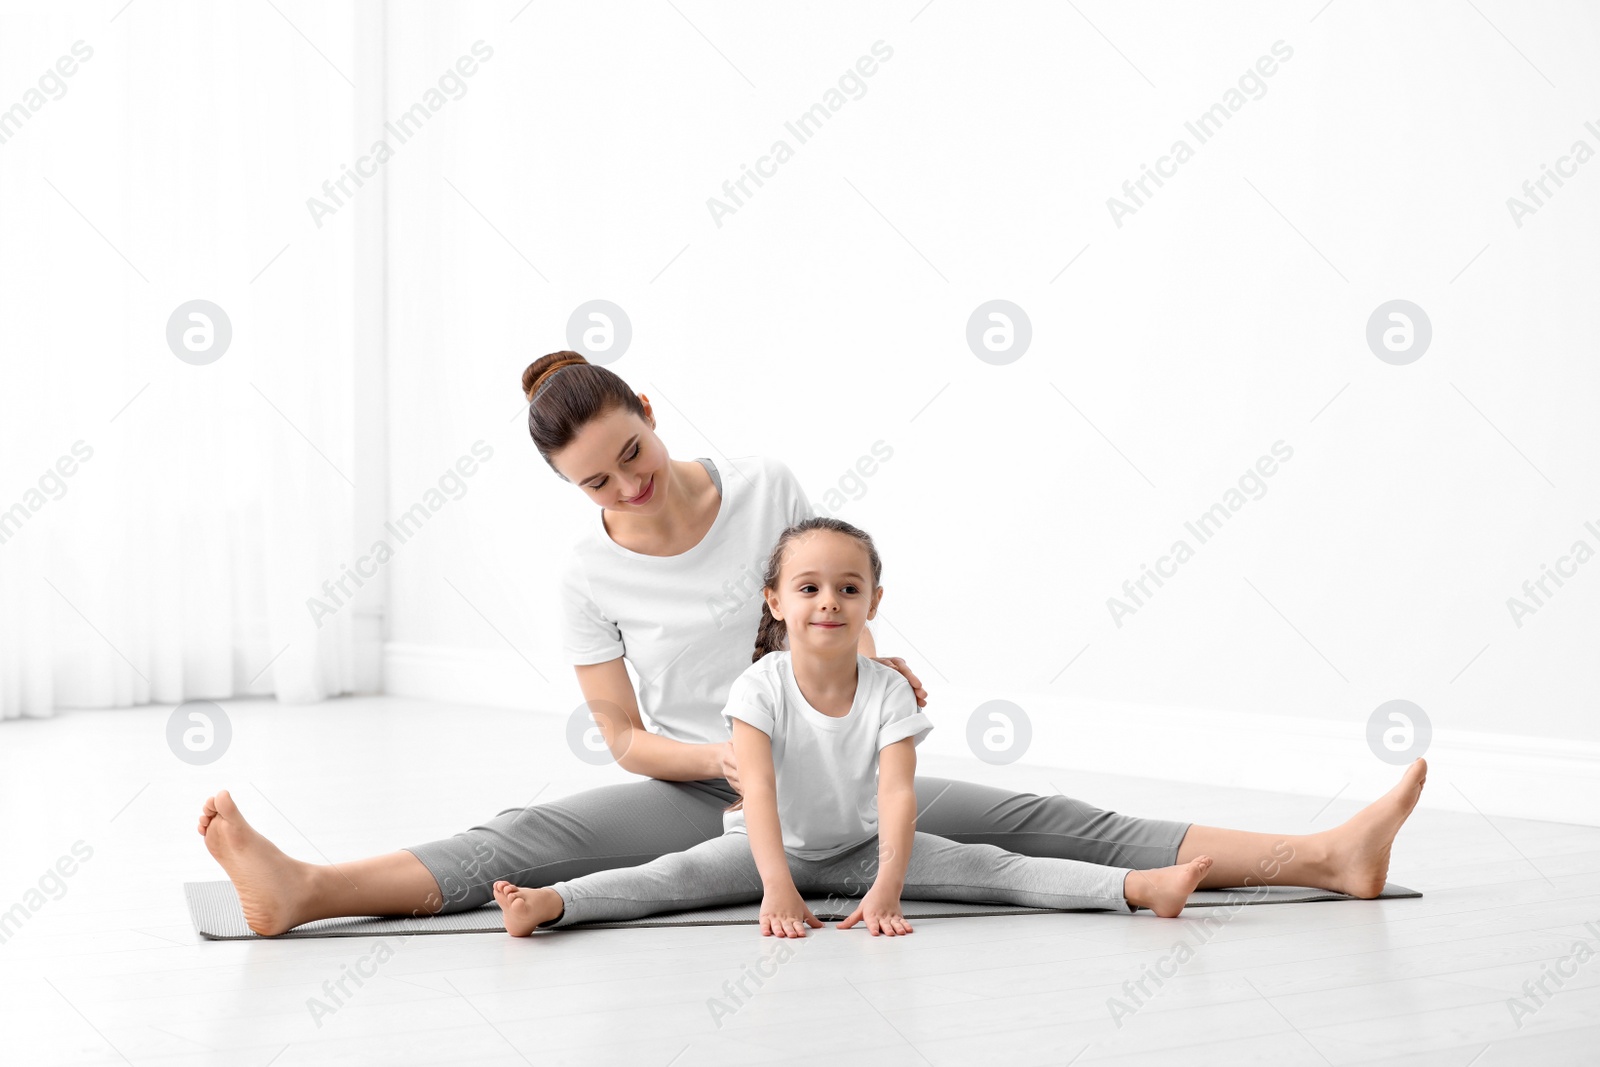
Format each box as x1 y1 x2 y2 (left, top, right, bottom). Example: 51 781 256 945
404 776 1191 914
544 829 1133 928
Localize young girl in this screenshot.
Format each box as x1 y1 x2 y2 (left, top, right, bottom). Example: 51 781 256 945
492 518 1215 937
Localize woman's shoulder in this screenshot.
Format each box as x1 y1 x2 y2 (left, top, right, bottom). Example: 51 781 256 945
722 454 803 489
555 524 617 597
558 527 604 571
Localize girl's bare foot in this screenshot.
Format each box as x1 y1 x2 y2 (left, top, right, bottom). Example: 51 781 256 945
1322 757 1427 898
493 881 564 936
1124 855 1213 917
197 789 316 936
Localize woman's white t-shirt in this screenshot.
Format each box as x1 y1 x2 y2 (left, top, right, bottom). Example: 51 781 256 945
558 455 817 746
721 651 933 860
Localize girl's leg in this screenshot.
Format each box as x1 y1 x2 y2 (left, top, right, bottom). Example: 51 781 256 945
809 833 1212 919
913 758 1426 897
494 832 762 935
197 778 738 935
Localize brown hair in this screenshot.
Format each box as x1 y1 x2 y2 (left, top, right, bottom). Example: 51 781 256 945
520 351 649 475
752 517 883 663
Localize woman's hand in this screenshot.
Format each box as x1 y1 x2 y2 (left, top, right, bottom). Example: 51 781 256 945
711 740 741 792
870 656 927 709
760 884 823 938
838 884 913 936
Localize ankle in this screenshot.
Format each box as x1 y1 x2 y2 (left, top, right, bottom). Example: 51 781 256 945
1121 870 1148 910
295 860 336 911
535 888 565 926
1287 832 1332 885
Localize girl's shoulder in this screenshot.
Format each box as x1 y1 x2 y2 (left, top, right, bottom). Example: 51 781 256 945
738 649 791 691
744 648 791 682
858 654 917 712
857 653 905 688
726 650 790 720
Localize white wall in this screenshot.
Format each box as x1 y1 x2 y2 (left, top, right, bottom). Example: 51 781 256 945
370 3 1600 820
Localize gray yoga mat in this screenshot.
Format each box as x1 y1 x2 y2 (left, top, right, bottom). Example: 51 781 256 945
183 879 1421 941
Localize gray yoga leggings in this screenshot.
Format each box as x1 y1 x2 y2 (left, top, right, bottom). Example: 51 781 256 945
544 830 1132 928
404 776 1191 914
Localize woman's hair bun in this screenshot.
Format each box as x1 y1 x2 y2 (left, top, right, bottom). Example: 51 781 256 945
518 349 646 470
522 351 590 402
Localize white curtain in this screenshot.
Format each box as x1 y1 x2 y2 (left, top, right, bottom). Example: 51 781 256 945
0 2 368 721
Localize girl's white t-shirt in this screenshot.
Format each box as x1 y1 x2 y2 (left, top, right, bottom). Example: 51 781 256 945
558 455 817 746
721 650 933 859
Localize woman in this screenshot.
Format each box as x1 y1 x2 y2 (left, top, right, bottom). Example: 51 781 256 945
198 351 1425 936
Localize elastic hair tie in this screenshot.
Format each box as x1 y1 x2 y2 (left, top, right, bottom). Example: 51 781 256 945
531 358 584 401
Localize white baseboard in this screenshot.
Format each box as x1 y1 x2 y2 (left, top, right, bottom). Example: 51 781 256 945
383 641 561 712
919 688 1600 828
383 643 1600 826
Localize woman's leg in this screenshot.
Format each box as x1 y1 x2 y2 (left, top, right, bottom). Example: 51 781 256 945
197 777 738 935
1175 758 1428 895
808 834 1214 919
494 832 762 935
913 758 1427 897
911 776 1189 870
197 790 439 935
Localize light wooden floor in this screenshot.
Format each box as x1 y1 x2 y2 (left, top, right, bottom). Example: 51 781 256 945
3 696 1597 1066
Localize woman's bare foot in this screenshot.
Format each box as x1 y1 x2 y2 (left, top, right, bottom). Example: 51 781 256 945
493 881 564 936
197 789 316 936
1321 758 1427 898
1124 856 1214 917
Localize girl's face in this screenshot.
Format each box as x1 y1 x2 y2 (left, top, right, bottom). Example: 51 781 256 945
765 530 882 653
551 402 672 512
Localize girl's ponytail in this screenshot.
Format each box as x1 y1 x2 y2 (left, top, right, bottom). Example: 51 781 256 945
752 597 789 663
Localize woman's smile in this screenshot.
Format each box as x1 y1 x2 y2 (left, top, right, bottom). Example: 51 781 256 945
624 474 656 505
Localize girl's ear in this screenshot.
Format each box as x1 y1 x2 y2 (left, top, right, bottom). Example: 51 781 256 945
867 585 884 618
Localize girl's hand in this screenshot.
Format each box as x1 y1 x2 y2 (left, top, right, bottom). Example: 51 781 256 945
870 656 927 709
759 886 823 938
838 885 913 936
712 740 741 792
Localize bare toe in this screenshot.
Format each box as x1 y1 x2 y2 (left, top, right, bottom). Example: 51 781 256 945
1328 760 1426 898
198 789 310 936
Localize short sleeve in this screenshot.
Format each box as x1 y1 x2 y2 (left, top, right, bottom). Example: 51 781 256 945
877 673 932 750
774 458 815 525
723 665 778 738
559 553 625 665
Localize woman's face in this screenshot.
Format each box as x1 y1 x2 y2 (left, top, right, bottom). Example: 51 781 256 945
766 530 882 653
551 402 673 512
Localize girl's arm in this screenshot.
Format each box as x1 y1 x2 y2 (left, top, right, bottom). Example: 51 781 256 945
575 660 735 785
732 717 823 938
838 736 918 936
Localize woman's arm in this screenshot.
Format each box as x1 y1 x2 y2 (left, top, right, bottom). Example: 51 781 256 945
733 718 822 937
574 659 734 785
838 736 918 936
